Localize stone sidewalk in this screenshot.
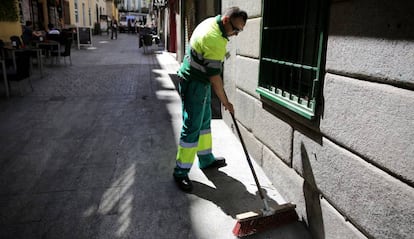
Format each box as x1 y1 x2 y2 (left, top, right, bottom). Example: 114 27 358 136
0 33 310 238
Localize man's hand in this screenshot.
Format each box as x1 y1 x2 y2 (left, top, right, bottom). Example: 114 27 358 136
223 101 234 114
210 75 235 114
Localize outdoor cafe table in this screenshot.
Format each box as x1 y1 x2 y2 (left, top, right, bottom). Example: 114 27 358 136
36 40 61 64
2 45 43 76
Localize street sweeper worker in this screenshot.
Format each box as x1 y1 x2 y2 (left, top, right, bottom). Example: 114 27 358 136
173 7 248 192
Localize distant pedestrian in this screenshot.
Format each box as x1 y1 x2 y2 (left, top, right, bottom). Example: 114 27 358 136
111 19 118 40
127 19 132 33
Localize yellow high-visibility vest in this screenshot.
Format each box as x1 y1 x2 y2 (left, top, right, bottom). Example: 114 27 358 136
178 15 229 83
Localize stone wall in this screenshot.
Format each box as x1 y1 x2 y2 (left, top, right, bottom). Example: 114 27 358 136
222 0 414 238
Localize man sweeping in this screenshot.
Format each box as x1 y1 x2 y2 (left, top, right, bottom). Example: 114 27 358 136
173 7 248 192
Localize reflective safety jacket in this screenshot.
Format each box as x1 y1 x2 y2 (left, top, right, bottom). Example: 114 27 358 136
178 15 229 83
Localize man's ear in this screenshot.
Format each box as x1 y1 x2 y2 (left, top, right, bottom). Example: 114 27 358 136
222 15 230 24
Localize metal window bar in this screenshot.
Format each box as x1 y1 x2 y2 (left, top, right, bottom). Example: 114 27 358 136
261 58 317 71
314 0 328 101
258 0 326 119
297 0 310 103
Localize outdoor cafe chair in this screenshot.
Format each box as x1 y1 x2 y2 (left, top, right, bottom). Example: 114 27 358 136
10 36 23 49
142 34 153 53
6 36 43 75
0 40 11 65
46 33 61 43
50 37 72 65
37 40 60 65
5 51 33 96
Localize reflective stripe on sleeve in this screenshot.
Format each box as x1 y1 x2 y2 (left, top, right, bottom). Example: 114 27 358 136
204 59 222 70
189 48 222 73
189 60 207 73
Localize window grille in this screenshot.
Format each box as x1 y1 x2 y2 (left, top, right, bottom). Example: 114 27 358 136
257 0 328 119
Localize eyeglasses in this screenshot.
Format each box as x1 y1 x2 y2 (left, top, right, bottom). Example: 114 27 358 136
230 20 242 33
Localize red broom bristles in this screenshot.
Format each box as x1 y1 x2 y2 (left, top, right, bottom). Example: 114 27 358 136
232 204 298 237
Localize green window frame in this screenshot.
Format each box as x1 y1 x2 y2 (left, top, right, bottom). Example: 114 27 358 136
257 0 328 120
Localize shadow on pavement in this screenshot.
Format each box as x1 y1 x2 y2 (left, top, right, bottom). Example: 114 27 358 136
190 169 274 218
189 168 311 238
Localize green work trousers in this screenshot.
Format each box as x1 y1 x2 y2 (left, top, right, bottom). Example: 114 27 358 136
174 78 216 177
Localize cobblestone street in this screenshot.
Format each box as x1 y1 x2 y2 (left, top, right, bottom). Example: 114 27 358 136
0 33 310 239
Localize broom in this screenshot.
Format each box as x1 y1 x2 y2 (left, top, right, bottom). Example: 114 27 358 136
230 112 298 237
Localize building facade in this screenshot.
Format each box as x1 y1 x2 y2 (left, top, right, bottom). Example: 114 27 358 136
69 0 109 27
0 0 116 42
173 0 413 238
118 0 149 12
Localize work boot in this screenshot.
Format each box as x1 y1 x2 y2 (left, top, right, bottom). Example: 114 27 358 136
173 174 193 192
200 157 227 169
